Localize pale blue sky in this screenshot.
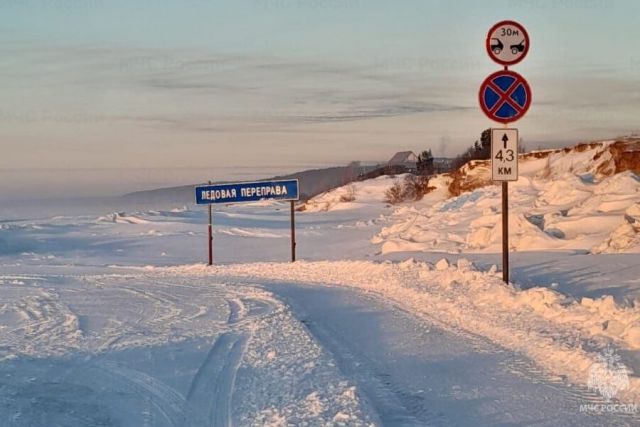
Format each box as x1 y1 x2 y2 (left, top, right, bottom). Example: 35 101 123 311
1 0 639 197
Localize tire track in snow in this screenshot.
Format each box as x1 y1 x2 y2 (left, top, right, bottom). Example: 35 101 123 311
227 298 246 325
385 297 603 406
6 290 81 357
78 361 187 427
6 276 279 426
269 283 638 426
181 295 277 426
227 295 277 327
500 353 608 406
65 292 256 427
119 286 183 327
182 332 248 427
299 316 429 426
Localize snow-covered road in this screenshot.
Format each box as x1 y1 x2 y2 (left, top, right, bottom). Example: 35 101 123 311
0 275 373 426
2 272 637 426
267 282 637 426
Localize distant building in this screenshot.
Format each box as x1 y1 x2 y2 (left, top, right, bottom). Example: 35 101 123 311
387 151 419 172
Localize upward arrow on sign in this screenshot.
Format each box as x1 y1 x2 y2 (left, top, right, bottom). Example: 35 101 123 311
502 133 509 148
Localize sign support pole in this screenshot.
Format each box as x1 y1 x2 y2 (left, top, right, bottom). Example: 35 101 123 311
207 180 213 266
502 181 509 283
290 200 296 262
502 66 509 284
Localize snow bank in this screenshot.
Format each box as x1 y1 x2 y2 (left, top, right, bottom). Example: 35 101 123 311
593 202 640 253
376 167 640 254
97 212 150 224
301 175 399 212
303 173 452 214
154 259 640 403
219 227 284 239
298 139 640 254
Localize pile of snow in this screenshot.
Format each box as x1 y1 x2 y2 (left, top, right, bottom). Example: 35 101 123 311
593 203 640 253
301 175 398 212
97 212 150 224
219 227 284 239
148 258 640 403
448 139 639 195
296 139 640 253
373 140 640 254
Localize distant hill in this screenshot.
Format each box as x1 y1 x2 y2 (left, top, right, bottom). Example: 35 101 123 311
121 163 379 204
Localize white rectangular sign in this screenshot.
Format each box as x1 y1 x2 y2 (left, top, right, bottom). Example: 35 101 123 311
491 128 519 181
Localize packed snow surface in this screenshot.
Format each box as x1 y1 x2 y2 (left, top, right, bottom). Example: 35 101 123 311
150 257 640 404
0 274 373 426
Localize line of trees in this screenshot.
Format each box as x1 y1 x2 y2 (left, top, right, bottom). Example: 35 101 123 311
451 128 492 170
413 128 526 177
413 129 491 176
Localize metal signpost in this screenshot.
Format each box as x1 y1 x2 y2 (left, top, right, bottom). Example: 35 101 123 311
195 179 300 265
479 20 532 283
207 180 213 266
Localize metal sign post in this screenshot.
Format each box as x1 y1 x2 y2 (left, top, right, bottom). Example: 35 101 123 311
195 179 300 264
480 20 531 283
208 181 213 266
502 181 509 283
290 201 296 262
491 128 518 283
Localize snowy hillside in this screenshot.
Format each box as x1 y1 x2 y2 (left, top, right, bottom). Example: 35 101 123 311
300 175 396 212
373 138 640 255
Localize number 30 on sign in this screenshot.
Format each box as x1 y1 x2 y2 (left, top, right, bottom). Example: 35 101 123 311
491 128 518 181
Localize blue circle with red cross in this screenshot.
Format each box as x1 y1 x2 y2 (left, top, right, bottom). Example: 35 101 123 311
479 70 532 123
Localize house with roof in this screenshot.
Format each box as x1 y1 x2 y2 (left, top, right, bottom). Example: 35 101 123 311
387 151 419 172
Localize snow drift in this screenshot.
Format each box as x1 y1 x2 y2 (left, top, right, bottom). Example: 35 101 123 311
300 175 395 212
97 212 151 224
370 138 640 254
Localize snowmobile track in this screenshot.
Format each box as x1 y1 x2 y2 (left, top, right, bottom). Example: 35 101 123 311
182 332 248 427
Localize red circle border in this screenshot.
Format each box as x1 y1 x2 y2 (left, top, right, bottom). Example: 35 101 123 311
478 69 532 124
485 20 530 66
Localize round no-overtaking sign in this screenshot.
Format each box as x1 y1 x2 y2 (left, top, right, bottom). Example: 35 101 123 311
486 20 530 66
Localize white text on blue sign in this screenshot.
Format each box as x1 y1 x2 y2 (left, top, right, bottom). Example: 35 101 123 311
195 180 299 204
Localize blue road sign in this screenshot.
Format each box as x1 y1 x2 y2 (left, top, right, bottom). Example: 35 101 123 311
195 179 299 205
479 70 532 124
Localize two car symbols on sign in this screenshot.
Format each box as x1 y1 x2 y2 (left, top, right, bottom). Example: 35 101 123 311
490 38 525 56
